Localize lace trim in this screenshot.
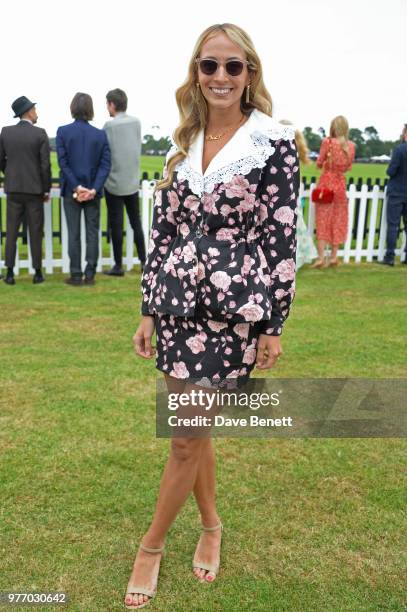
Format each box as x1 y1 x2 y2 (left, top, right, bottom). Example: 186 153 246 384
175 133 276 197
261 124 296 141
176 161 204 197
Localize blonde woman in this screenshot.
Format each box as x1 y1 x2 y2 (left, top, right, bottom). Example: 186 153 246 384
128 24 298 608
312 115 355 267
280 120 317 268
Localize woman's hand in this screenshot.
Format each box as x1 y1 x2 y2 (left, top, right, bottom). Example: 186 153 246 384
133 315 156 358
255 334 283 370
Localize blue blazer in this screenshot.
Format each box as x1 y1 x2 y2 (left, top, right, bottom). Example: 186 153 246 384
56 119 111 197
387 142 407 199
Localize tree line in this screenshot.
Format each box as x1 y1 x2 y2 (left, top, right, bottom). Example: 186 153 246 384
51 127 401 158
303 126 400 159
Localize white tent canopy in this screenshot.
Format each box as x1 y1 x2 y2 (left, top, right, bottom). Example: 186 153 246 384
370 154 391 162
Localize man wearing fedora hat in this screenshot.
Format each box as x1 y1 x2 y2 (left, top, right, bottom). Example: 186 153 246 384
0 96 51 284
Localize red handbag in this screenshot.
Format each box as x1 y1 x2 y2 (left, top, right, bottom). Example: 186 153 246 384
311 138 334 204
311 187 334 204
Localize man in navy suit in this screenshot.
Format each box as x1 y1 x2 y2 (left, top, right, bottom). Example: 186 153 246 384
382 124 407 266
56 92 111 285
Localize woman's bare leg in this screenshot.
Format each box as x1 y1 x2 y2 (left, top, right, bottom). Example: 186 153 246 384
193 439 219 525
317 239 326 261
311 239 326 267
331 243 339 261
192 438 222 581
125 374 210 607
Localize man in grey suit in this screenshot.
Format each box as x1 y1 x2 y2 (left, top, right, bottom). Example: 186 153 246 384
103 88 146 276
0 96 51 285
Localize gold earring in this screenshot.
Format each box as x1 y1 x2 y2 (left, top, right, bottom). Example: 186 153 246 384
245 84 250 104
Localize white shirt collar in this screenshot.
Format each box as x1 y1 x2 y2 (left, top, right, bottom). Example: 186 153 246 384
168 109 296 197
185 109 295 178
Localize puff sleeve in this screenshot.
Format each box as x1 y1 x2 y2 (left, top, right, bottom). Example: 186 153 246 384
140 168 178 316
258 138 299 336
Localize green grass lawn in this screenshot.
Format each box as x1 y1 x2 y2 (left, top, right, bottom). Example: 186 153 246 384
50 154 166 182
302 161 389 185
0 263 406 611
50 152 389 184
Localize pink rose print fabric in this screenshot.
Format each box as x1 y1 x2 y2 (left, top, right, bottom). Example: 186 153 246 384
141 133 299 383
155 312 264 389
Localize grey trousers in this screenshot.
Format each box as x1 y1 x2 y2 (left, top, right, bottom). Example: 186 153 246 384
5 193 44 269
63 196 100 277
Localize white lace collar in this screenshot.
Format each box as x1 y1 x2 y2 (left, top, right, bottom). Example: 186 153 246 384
170 109 295 197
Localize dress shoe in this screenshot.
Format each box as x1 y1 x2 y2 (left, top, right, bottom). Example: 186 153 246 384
33 272 45 284
4 274 15 285
380 258 394 266
83 275 95 285
103 265 124 277
64 276 83 286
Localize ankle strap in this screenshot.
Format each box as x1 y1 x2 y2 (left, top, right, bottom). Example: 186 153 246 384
202 522 223 532
139 543 165 554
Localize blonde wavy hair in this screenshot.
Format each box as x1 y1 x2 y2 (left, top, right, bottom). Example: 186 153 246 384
157 23 273 190
329 115 350 156
280 119 310 165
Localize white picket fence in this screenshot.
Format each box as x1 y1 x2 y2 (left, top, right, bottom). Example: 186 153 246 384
302 182 406 263
0 181 405 274
0 180 155 275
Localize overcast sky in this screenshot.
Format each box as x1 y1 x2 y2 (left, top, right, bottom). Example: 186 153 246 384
1 0 405 141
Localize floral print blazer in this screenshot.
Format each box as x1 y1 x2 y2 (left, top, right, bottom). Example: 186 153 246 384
141 109 299 336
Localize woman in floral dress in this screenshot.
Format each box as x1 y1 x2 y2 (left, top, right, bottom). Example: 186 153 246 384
126 24 298 609
312 115 355 267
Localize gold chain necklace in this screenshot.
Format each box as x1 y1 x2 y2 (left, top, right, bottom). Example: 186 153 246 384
205 115 246 141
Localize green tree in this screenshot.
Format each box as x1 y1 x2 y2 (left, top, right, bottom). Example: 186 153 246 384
364 126 379 141
142 134 172 155
157 137 172 153
303 127 322 153
349 128 365 157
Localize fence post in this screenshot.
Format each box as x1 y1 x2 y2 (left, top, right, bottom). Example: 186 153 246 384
355 184 368 262
125 214 135 271
60 198 70 273
44 193 55 273
377 188 388 261
343 183 356 263
142 179 154 255
367 184 380 262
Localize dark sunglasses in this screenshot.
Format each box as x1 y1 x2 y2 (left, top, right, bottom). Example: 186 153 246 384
195 58 250 77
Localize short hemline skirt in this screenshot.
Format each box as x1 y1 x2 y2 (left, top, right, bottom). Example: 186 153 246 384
154 312 263 389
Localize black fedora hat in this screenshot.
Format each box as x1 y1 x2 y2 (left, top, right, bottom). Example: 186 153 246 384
11 96 36 118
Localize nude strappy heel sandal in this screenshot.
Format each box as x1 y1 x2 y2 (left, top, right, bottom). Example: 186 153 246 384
311 258 325 269
192 522 223 582
125 543 165 609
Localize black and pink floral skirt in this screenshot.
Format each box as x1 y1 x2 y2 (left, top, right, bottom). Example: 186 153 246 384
154 311 263 389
